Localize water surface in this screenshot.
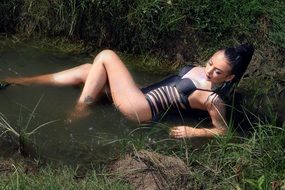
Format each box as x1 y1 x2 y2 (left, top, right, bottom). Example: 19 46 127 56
0 43 201 164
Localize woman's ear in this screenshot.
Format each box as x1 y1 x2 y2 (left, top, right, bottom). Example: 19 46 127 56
225 74 235 82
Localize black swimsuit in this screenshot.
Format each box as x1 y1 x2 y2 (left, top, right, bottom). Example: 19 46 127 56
141 65 213 121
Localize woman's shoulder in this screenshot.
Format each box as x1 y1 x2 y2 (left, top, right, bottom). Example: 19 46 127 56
178 64 204 76
178 64 195 76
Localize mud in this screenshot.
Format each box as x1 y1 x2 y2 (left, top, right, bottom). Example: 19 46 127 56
109 150 190 190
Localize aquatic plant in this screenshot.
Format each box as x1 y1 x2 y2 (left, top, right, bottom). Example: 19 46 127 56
0 96 59 156
0 113 20 137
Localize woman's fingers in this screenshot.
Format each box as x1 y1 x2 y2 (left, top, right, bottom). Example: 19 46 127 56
170 126 190 138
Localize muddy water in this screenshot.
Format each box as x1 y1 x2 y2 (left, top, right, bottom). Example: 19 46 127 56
0 44 202 164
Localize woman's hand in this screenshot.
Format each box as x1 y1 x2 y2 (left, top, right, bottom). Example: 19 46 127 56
170 126 195 138
170 92 229 139
170 125 227 139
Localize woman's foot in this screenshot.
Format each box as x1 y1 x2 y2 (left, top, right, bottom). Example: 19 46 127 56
65 103 91 124
0 81 11 90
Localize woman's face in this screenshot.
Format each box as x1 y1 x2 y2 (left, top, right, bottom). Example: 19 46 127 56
205 50 235 84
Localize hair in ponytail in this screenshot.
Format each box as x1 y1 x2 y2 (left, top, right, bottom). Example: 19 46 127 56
215 43 254 100
225 43 254 83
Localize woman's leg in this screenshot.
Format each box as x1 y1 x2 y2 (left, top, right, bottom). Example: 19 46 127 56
75 50 152 122
3 63 92 86
2 50 152 122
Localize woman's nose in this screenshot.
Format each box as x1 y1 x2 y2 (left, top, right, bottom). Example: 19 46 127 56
206 66 214 75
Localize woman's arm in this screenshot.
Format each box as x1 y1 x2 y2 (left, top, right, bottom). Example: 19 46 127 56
170 94 228 138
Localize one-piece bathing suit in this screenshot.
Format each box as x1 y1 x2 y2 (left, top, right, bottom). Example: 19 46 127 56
141 65 214 121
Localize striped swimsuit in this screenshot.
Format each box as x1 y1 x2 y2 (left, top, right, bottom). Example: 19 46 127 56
141 65 211 120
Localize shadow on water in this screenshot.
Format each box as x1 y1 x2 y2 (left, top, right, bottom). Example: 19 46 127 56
0 43 198 164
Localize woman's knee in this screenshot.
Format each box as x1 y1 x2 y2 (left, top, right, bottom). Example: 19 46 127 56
100 49 117 57
96 49 120 64
78 63 92 81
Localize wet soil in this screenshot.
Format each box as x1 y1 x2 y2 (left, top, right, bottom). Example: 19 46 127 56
108 150 190 190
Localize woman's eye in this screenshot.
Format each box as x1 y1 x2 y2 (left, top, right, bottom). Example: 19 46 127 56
215 70 221 75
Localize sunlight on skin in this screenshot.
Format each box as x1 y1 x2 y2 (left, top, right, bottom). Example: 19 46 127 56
1 50 233 138
169 126 226 139
169 51 232 139
169 97 228 139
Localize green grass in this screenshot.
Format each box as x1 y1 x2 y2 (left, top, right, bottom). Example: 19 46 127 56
107 96 285 189
0 96 59 157
0 162 132 190
0 1 284 188
0 96 284 189
1 0 284 57
1 113 284 189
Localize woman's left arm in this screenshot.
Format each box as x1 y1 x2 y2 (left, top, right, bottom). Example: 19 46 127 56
170 95 228 138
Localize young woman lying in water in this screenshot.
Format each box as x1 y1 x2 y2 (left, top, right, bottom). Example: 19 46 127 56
0 43 254 139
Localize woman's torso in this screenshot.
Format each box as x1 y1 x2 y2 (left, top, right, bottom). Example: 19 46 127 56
182 66 213 110
142 65 216 120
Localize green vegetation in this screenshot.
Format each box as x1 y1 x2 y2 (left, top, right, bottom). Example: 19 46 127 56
0 0 284 189
1 0 284 79
0 159 132 189
1 0 284 83
0 96 59 157
1 0 284 55
0 105 284 189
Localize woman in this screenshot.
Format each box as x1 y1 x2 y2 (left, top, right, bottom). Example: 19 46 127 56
1 44 254 138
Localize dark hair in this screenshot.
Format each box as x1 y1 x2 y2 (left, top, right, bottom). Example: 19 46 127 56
224 43 254 83
215 43 254 100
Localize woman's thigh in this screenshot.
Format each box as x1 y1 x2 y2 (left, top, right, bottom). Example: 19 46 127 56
100 50 152 122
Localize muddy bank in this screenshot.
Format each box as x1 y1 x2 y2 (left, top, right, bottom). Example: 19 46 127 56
108 150 190 190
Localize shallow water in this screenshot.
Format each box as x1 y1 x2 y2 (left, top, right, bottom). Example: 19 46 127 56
0 43 203 164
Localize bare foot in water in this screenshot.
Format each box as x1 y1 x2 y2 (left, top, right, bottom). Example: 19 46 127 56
0 81 11 90
65 103 91 124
